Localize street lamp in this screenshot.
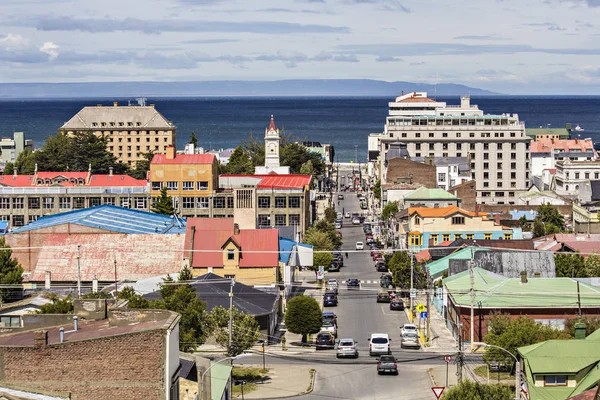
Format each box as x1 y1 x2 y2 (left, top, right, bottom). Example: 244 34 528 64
200 353 252 400
472 342 520 400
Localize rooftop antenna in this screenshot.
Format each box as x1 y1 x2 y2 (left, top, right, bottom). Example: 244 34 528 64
433 71 438 101
136 97 147 107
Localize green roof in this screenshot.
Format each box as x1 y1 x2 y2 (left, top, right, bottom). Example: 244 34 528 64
427 247 476 279
211 362 232 400
587 328 600 341
444 267 600 308
404 186 458 201
526 127 570 139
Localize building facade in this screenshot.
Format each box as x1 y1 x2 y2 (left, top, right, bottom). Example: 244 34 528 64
0 131 33 167
59 101 176 167
531 138 596 178
553 160 600 197
255 115 290 175
370 92 531 205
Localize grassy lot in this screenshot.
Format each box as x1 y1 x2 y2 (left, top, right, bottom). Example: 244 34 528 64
474 365 512 381
231 366 270 398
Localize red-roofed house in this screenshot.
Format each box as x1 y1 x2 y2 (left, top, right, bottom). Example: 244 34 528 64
184 218 280 285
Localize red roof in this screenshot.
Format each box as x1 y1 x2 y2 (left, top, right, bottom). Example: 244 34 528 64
530 138 594 153
152 153 215 165
185 218 279 268
256 174 311 189
0 173 146 187
415 249 431 262
88 175 147 187
268 115 277 131
36 172 88 179
0 175 35 187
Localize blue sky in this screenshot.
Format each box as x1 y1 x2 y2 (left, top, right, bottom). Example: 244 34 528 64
1 0 600 94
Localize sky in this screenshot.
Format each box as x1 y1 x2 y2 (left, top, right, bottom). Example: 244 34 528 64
1 0 600 94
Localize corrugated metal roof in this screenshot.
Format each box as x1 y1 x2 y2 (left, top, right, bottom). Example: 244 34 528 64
257 174 311 189
519 340 600 374
404 186 458 201
9 205 186 235
152 153 215 164
0 173 147 188
409 205 480 218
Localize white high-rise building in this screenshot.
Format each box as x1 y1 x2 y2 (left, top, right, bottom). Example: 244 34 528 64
370 92 531 205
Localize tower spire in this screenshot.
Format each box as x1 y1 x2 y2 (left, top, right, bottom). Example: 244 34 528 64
268 114 277 131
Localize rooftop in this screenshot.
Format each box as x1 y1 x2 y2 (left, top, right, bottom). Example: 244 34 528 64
445 267 600 308
219 174 311 189
404 186 458 201
59 104 175 131
0 173 147 188
531 138 595 153
408 205 481 218
8 205 186 235
151 153 215 165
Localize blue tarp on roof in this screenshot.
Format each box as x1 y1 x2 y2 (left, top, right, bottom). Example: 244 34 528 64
8 205 186 235
279 237 313 264
0 221 8 234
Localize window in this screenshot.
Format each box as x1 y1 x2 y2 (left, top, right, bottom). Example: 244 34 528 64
504 233 513 240
59 197 71 209
414 216 421 224
415 143 421 150
497 172 503 179
224 274 236 279
258 214 270 226
275 215 286 226
429 143 434 150
28 215 39 223
42 197 54 209
416 133 421 138
258 196 271 208
135 197 147 209
275 197 286 208
430 234 439 244
466 234 474 240
442 132 448 138
409 234 421 246
227 249 235 261
151 181 163 191
511 162 516 169
227 197 234 209
197 198 209 208
457 132 461 138
197 181 209 191
442 234 450 242
120 198 130 208
237 190 253 209
0 198 9 209
545 376 567 386
89 197 101 207
213 197 225 208
103 197 115 205
166 181 178 190
596 172 599 179
470 132 475 138
182 197 194 209
438 173 446 182
442 143 448 150
12 215 24 227
28 197 40 209
483 153 489 160
497 162 503 169
454 234 462 240
470 144 475 150
484 172 489 179
484 163 489 170
452 216 465 225
289 214 300 225
182 181 194 191
483 143 489 150
12 198 24 209
429 132 434 138
484 233 492 240
0 316 21 328
72 197 85 209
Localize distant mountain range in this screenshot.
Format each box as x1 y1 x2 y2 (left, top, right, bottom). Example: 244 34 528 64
0 79 498 99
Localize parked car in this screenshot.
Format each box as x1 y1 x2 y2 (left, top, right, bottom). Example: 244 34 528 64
316 332 335 350
366 237 375 245
352 218 361 225
323 293 338 307
368 333 391 356
344 212 351 219
335 222 342 229
372 252 382 261
376 262 388 273
401 324 418 337
322 311 337 326
337 212 343 219
380 274 393 288
376 290 391 303
390 299 404 311
336 338 359 358
347 278 360 289
338 194 344 200
401 332 420 349
326 280 339 293
355 241 364 250
328 262 341 272
322 321 337 337
377 355 398 375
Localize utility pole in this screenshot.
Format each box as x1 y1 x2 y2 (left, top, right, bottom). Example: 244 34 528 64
409 250 414 321
76 245 82 298
229 278 235 355
469 249 475 350
114 257 118 301
457 323 463 383
426 270 431 342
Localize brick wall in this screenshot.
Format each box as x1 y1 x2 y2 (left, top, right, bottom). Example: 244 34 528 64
449 181 477 212
0 329 166 400
385 158 436 188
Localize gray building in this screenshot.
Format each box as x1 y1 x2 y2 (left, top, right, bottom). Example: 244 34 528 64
0 132 34 168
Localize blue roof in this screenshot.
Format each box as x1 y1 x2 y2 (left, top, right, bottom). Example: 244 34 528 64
279 237 313 264
8 205 186 235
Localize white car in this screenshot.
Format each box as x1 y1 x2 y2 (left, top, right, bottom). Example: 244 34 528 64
322 321 337 337
401 323 418 337
368 333 391 356
337 212 343 219
344 212 351 218
355 241 364 250
327 278 338 287
352 218 361 225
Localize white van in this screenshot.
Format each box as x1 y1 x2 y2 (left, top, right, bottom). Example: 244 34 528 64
355 241 364 250
368 333 391 356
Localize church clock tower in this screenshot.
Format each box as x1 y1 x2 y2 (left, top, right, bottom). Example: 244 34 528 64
264 115 281 169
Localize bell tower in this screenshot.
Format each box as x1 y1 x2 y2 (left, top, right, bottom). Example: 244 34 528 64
264 115 280 169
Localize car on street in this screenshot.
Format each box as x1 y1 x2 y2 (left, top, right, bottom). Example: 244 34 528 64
315 332 335 350
390 299 404 311
326 280 339 293
322 311 337 326
355 241 364 250
366 237 375 245
323 293 338 307
328 262 340 272
337 212 343 219
376 262 388 273
352 218 361 225
380 274 393 288
368 333 391 356
344 212 351 219
338 194 344 200
376 290 391 303
335 222 342 229
347 278 360 288
336 338 359 358
401 324 418 336
377 355 398 375
372 252 382 261
322 321 337 337
401 332 421 349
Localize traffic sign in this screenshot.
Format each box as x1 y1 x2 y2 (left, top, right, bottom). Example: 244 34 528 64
415 303 426 313
318 265 325 274
316 271 325 280
444 355 452 363
420 311 428 319
436 287 443 297
431 387 445 399
410 288 417 299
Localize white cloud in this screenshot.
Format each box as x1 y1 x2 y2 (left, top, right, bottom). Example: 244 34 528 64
40 41 59 60
0 33 29 49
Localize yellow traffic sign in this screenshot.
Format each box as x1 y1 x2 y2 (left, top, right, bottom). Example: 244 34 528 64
415 303 426 313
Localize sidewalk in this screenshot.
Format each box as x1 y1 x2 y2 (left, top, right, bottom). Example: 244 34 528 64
235 363 314 399
405 294 458 353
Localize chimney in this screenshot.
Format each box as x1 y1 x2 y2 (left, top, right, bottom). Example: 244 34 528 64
520 271 528 284
73 315 79 331
534 272 541 278
166 145 176 160
92 275 98 293
113 101 118 107
13 167 17 177
59 327 65 343
234 223 240 235
575 322 587 339
109 166 113 176
33 330 48 349
401 90 404 96
87 163 92 184
45 271 51 290
495 214 501 225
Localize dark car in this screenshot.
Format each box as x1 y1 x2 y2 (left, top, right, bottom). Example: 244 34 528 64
376 262 388 273
323 294 338 307
347 278 360 289
390 299 404 311
377 355 398 375
328 262 341 272
315 332 335 350
376 290 391 303
323 311 337 326
380 274 393 289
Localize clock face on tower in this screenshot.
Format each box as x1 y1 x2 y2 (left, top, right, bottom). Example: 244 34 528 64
269 143 276 153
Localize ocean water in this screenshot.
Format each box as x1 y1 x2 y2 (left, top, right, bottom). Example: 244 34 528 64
0 96 599 162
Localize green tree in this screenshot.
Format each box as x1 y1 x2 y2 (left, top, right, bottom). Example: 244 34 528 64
209 306 260 356
324 207 337 224
555 253 587 278
14 149 37 175
179 266 194 281
0 237 24 302
533 203 565 237
386 251 427 290
190 132 198 148
221 146 254 175
82 291 113 299
484 313 568 367
442 380 513 400
299 159 314 176
128 151 154 180
118 286 149 309
284 296 323 343
564 316 600 338
585 253 600 277
38 293 74 314
518 215 530 231
314 219 342 249
152 187 175 215
373 180 381 201
382 201 399 220
304 228 334 275
2 162 14 175
280 142 325 176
